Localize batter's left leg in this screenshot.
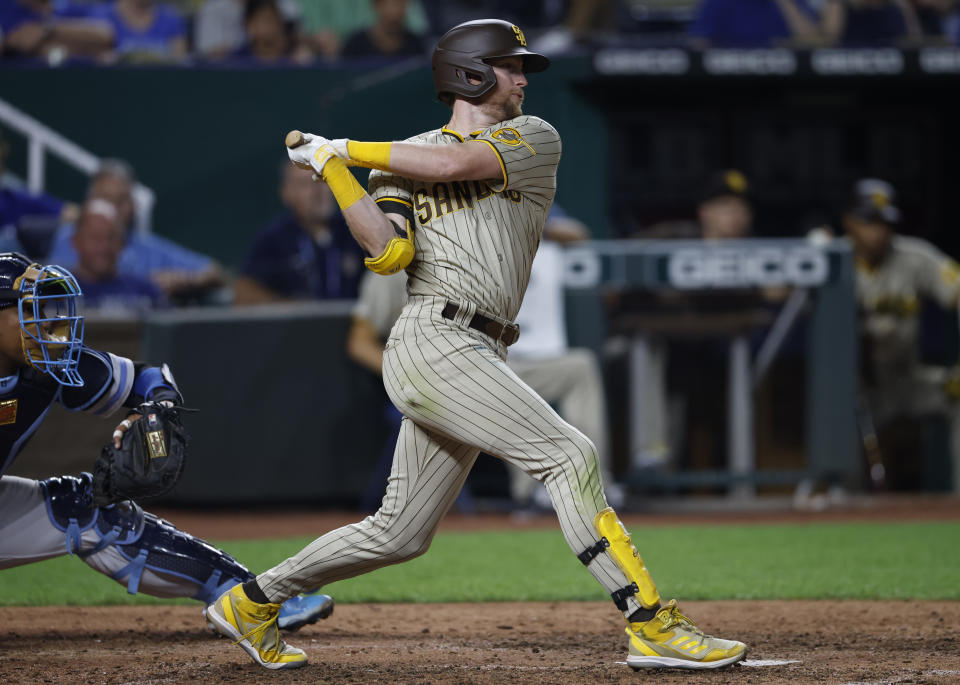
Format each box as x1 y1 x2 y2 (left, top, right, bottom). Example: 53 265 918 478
256 417 479 601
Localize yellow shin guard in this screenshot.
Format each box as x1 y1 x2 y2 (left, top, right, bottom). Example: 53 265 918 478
579 507 661 611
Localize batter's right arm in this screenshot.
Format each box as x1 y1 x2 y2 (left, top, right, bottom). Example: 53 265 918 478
287 129 503 183
346 140 503 183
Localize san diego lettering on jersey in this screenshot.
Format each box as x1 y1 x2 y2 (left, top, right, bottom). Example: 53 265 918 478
413 181 522 225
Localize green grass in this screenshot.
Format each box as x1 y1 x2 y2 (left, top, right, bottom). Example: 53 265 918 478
2 521 958 606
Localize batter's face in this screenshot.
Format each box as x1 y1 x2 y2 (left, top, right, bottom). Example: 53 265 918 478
479 56 527 120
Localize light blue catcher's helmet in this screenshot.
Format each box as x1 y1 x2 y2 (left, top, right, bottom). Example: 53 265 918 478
0 252 85 387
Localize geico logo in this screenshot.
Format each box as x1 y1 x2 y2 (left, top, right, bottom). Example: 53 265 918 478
668 247 829 289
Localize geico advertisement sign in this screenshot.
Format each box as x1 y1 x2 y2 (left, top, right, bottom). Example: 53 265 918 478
667 247 828 289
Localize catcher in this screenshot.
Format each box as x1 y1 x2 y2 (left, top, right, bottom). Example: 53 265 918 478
0 252 332 631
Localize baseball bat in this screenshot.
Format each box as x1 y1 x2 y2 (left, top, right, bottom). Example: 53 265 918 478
285 130 307 149
855 395 886 491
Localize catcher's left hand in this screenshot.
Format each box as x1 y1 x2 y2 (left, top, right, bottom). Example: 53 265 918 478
92 401 189 507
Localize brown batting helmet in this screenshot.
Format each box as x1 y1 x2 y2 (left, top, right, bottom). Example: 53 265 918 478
432 19 550 101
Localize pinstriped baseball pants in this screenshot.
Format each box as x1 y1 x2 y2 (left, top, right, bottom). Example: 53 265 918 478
257 296 643 617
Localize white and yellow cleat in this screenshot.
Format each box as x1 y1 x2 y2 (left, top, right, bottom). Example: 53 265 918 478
625 599 746 670
206 585 307 670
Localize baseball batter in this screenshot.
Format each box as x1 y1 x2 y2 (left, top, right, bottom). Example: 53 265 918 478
209 19 746 671
0 250 332 632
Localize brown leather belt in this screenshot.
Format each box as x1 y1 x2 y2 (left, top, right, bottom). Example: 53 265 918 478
441 301 520 346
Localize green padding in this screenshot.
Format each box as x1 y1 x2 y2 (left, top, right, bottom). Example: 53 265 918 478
141 304 392 504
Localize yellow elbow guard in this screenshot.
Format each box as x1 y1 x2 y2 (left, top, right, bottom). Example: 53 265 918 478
365 219 414 275
579 507 661 611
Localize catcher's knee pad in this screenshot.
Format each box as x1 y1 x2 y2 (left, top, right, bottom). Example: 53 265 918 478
88 509 253 603
578 507 661 611
41 474 251 602
40 472 99 555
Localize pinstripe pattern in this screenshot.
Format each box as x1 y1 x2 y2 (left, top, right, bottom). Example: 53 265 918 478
257 117 644 618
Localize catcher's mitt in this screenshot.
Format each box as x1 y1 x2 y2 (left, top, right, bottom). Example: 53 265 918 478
92 402 189 506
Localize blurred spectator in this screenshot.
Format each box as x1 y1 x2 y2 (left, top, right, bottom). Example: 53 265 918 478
88 0 188 63
232 163 364 304
47 158 226 305
192 0 305 60
294 0 428 58
687 0 822 48
231 0 312 64
70 197 166 312
911 0 959 42
950 3 960 42
190 0 248 58
0 0 113 63
418 1 554 40
843 178 960 491
528 0 616 54
0 131 78 256
346 204 623 512
820 0 924 47
340 0 426 59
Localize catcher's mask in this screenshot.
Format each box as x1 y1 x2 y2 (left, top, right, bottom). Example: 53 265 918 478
0 252 84 386
432 19 549 102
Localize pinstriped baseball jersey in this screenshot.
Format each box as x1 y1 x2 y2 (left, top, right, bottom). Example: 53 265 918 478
368 115 561 321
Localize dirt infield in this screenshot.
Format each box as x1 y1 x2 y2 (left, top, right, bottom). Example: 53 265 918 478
3 497 959 684
2 600 959 684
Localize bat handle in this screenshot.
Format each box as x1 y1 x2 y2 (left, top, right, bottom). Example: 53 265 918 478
285 130 308 149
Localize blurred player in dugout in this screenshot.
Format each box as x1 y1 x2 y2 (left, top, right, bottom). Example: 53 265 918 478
628 170 761 475
844 178 960 492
